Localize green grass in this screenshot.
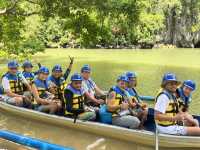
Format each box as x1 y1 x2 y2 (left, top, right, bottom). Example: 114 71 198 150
1 48 200 113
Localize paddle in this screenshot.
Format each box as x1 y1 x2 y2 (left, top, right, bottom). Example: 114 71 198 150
73 113 78 124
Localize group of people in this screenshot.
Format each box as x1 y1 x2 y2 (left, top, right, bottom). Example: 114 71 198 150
1 58 200 136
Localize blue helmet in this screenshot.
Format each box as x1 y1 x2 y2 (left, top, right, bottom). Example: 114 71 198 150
117 75 129 82
38 66 49 74
126 71 137 79
81 64 91 73
22 60 33 68
8 60 19 68
52 64 62 72
183 80 196 91
71 73 83 81
162 73 180 87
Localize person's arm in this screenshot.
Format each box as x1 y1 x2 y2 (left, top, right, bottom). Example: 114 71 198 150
24 83 32 92
84 91 104 104
154 94 184 122
5 91 23 98
19 73 32 92
32 84 50 105
63 56 74 80
94 85 105 96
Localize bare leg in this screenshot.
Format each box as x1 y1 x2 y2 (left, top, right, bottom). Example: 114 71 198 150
49 104 58 114
186 127 200 136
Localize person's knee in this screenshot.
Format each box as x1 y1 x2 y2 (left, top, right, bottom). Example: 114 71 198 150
49 104 58 114
129 116 140 129
15 97 24 106
90 112 96 121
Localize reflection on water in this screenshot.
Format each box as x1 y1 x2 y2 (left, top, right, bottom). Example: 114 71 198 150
0 112 198 150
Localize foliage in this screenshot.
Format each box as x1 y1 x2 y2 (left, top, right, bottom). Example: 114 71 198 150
0 0 200 52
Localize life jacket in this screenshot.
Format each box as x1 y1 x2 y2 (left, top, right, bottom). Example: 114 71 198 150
176 87 191 112
0 85 4 94
64 84 85 115
155 89 179 126
33 78 48 103
48 75 67 100
126 87 140 103
22 71 35 83
22 71 35 91
109 86 126 116
2 72 24 94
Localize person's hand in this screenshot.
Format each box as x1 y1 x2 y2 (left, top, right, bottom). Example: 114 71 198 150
141 103 148 109
69 56 74 64
97 99 105 105
120 103 129 110
16 97 23 106
131 102 137 108
174 113 185 122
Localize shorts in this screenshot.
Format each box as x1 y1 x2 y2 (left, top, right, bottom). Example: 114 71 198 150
3 96 16 105
112 115 140 129
157 124 187 135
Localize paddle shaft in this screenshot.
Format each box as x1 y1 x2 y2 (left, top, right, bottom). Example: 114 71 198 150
73 113 78 123
155 126 159 150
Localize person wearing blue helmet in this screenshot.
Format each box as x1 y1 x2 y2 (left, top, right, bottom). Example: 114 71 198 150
126 71 148 128
1 60 32 107
22 60 35 85
175 80 199 127
176 80 196 112
107 74 140 129
126 71 142 102
32 66 58 114
155 73 200 136
81 64 105 107
64 73 96 121
47 57 74 108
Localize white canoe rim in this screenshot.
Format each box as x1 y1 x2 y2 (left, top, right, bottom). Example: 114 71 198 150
0 102 200 148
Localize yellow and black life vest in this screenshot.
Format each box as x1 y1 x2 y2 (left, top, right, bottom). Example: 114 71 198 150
48 75 67 100
3 73 24 94
176 88 191 112
33 78 48 104
64 84 85 115
155 89 179 126
109 86 126 116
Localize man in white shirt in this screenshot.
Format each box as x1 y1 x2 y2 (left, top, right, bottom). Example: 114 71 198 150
155 73 200 136
1 60 31 107
81 64 105 106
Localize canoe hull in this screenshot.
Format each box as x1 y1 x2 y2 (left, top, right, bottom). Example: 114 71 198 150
0 102 200 148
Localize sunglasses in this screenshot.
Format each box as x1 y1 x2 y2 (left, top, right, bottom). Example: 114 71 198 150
73 81 82 85
10 68 18 70
168 82 178 86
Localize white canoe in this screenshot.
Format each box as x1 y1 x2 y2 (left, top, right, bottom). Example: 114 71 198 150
0 102 200 148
